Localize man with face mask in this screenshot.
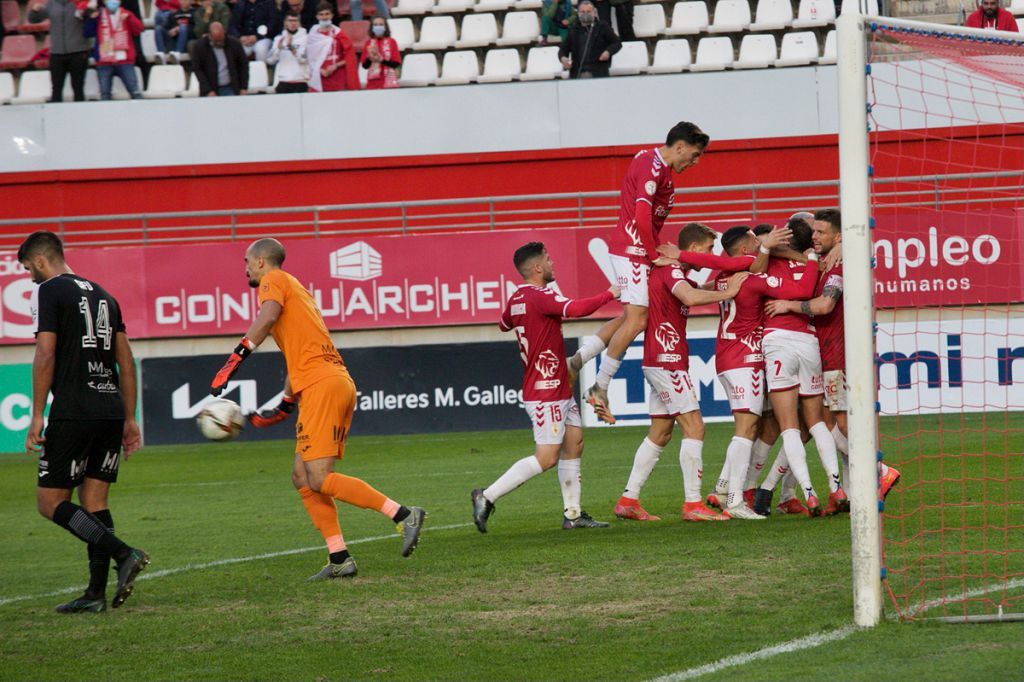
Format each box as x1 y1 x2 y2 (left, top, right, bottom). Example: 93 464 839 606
558 0 621 79
189 20 249 95
268 12 309 93
82 0 144 99
965 0 1019 31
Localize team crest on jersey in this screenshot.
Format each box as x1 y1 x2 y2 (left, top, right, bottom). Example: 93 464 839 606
534 349 561 379
671 268 686 280
766 276 782 288
655 322 680 352
644 180 657 196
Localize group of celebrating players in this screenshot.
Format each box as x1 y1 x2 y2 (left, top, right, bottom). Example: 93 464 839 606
472 121 901 533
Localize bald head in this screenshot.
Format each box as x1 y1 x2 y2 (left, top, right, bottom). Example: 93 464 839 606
244 238 286 287
209 21 225 45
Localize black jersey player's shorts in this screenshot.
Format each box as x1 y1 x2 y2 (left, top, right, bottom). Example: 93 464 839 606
37 420 124 489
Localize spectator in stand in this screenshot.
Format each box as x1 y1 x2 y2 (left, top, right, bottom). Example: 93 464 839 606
194 0 231 38
361 15 399 89
83 0 144 99
268 12 309 93
965 0 1019 31
152 0 180 63
156 0 195 64
27 0 92 102
602 0 635 42
278 0 316 31
540 0 574 45
349 0 389 22
229 0 278 61
190 20 248 94
306 2 358 91
558 0 620 78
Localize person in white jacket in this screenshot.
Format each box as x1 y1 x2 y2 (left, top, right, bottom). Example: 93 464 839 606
267 12 309 93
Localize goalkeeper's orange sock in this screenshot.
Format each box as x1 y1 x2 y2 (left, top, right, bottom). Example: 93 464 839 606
319 473 410 522
298 486 347 561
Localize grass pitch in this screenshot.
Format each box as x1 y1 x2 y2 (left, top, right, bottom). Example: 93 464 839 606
1 418 1022 681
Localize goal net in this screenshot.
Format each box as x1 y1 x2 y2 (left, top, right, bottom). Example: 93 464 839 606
840 14 1024 623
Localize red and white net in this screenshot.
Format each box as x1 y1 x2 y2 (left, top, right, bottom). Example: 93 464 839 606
866 21 1024 620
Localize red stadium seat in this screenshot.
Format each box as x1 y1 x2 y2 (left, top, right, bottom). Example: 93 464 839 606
0 34 37 70
19 16 51 33
340 20 369 53
32 35 50 69
335 0 392 19
2 1 20 33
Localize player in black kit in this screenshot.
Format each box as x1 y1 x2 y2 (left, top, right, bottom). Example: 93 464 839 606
19 232 149 613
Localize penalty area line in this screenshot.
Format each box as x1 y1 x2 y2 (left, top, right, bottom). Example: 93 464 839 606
0 522 472 608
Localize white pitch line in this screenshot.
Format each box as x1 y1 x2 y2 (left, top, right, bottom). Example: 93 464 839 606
0 522 472 608
903 576 1024 618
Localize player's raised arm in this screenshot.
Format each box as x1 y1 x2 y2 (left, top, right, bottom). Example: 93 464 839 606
562 285 619 318
749 225 793 273
114 332 142 456
764 253 825 318
672 272 748 307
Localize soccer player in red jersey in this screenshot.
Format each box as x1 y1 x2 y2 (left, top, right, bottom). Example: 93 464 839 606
472 242 618 532
612 223 749 522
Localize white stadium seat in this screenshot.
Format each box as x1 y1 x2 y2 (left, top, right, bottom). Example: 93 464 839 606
664 1 709 35
474 0 513 10
398 53 439 86
143 64 186 98
10 70 49 104
81 69 101 100
182 72 200 98
455 12 498 47
609 41 649 76
435 50 480 85
387 18 416 50
248 61 273 93
690 36 733 71
749 0 793 31
496 11 540 45
413 15 457 50
432 0 475 12
632 4 666 38
647 38 691 73
840 0 879 15
1012 0 1024 16
0 72 14 104
141 28 157 63
477 48 522 82
707 0 750 33
513 0 542 8
518 45 565 80
391 0 435 15
775 31 819 66
819 29 837 64
792 0 835 28
735 33 777 69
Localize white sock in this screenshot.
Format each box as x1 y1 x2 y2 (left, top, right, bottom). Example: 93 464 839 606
744 438 772 490
558 458 582 519
679 438 704 503
781 428 817 500
760 449 789 491
595 353 622 391
832 424 851 488
623 437 664 500
483 455 544 503
573 336 607 367
714 457 729 496
726 437 753 508
809 422 842 493
779 470 797 503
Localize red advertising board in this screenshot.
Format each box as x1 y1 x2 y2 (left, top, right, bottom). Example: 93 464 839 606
1 210 1021 345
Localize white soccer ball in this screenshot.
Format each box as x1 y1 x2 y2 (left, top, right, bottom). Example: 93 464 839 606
197 399 244 442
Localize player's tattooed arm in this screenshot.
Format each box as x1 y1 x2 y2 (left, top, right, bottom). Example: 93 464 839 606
771 284 840 318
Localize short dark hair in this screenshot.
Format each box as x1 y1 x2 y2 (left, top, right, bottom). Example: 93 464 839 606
315 1 333 13
665 122 710 150
677 222 717 250
248 238 286 266
513 241 546 274
787 217 813 252
721 226 753 256
814 208 841 233
284 10 300 18
18 231 64 263
752 224 774 237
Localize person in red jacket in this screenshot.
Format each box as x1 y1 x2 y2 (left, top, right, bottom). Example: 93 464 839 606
965 0 1019 31
361 16 400 89
306 2 359 91
83 0 144 99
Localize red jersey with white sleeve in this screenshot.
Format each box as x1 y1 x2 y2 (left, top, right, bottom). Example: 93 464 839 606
643 264 695 371
763 258 819 336
814 263 845 372
500 285 615 402
715 259 819 373
608 148 675 264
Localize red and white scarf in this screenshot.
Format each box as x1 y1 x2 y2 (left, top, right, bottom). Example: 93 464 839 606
97 9 132 64
365 37 399 89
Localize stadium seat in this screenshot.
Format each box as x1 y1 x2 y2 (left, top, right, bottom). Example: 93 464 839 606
664 1 708 35
141 29 158 63
387 17 416 49
391 0 434 14
775 31 819 66
632 4 666 38
10 70 50 104
0 35 37 70
432 0 475 12
398 52 438 85
792 0 835 28
33 34 51 68
735 33 777 68
0 71 14 104
475 0 513 10
477 47 521 82
495 11 539 45
19 11 49 32
1 1 18 33
455 12 498 47
435 50 479 84
513 0 542 8
412 16 457 50
143 64 186 98
1012 0 1024 16
707 0 750 33
83 69 101 100
609 41 648 76
839 0 878 14
749 0 792 31
690 36 733 71
819 29 836 64
142 0 156 27
248 61 273 93
647 38 690 73
182 72 200 97
518 45 564 80
340 20 371 53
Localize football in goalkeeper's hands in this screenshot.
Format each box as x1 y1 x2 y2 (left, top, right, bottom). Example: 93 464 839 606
197 399 244 441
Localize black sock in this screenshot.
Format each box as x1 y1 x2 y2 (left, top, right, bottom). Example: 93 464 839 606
52 501 129 562
392 506 411 523
86 509 115 597
329 549 351 565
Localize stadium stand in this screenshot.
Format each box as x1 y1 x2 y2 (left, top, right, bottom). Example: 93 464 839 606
143 64 187 98
494 10 539 45
436 49 479 84
454 12 498 47
0 34 35 70
749 0 792 30
792 0 834 27
690 35 733 70
819 29 836 63
2 1 19 33
0 70 15 102
775 30 819 66
248 60 273 93
664 1 709 34
398 51 438 84
707 0 751 33
9 68 48 102
647 37 690 72
387 17 416 48
735 33 776 68
413 15 457 49
609 40 649 76
518 44 564 80
477 46 520 81
632 3 666 38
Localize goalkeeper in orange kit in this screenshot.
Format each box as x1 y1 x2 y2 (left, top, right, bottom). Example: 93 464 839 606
210 238 426 580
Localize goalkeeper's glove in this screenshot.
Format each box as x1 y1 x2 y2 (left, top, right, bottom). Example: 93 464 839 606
248 395 296 428
210 337 255 396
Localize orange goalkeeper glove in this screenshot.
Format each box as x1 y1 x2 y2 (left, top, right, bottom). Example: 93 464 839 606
210 337 255 396
248 395 296 428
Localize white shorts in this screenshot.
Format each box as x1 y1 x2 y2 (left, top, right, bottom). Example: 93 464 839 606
717 367 766 416
609 254 650 307
524 399 581 445
824 369 849 412
763 331 824 396
643 367 700 417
